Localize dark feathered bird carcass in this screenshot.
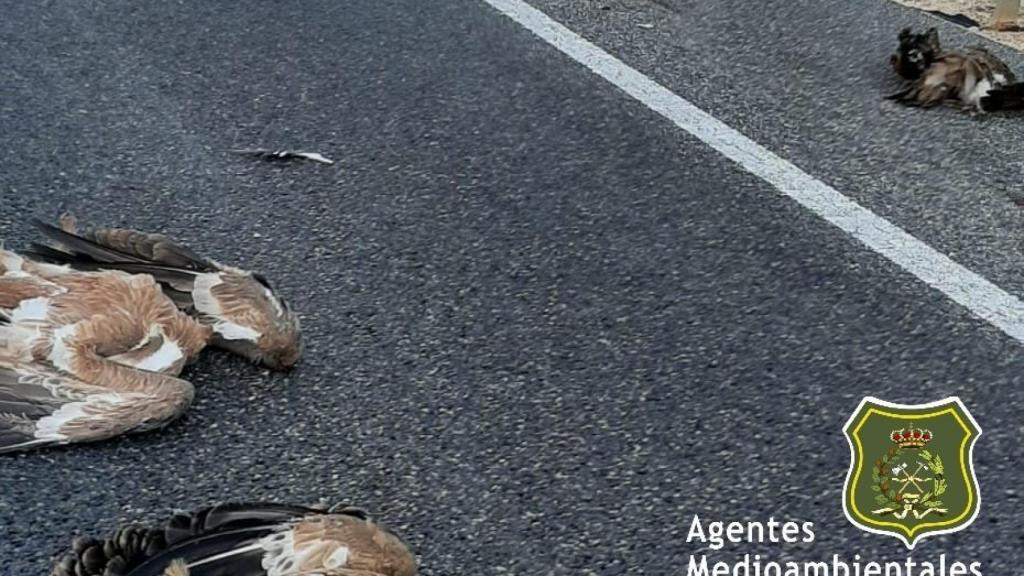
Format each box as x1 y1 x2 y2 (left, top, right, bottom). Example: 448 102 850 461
887 27 1022 112
51 502 418 576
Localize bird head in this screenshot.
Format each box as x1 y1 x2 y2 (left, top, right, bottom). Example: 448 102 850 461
194 270 302 371
891 27 941 80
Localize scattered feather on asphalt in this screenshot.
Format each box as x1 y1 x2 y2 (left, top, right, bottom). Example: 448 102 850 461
231 149 335 165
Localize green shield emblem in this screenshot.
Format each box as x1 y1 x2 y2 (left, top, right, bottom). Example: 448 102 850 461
842 397 982 549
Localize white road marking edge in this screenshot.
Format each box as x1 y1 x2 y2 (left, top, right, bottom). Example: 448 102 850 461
482 0 1024 343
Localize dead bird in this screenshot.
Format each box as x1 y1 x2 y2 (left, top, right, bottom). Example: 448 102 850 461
50 502 418 576
887 46 1016 111
890 27 942 80
0 248 211 453
27 215 302 371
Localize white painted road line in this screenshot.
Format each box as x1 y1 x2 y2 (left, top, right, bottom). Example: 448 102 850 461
481 0 1024 344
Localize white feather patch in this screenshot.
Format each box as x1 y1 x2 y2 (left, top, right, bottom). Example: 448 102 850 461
10 297 49 322
294 152 334 164
194 273 263 341
48 324 79 373
29 261 72 277
214 321 262 341
2 270 31 278
34 392 125 440
0 323 40 361
258 528 347 576
132 324 163 350
324 546 350 569
966 78 993 108
260 529 303 576
130 337 184 372
193 273 225 317
265 287 285 318
1 250 24 273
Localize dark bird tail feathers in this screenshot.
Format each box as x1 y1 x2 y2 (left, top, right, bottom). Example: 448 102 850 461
981 82 1024 111
31 218 148 265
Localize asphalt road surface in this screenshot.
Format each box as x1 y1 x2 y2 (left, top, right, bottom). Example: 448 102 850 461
2 0 1023 574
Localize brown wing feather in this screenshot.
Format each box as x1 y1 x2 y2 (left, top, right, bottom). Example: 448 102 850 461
209 273 274 325
0 360 193 453
47 272 211 364
889 53 968 108
290 516 417 576
967 47 1016 82
207 272 301 368
84 226 214 271
38 215 218 272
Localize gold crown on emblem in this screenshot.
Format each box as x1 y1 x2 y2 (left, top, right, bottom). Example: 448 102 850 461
890 426 932 448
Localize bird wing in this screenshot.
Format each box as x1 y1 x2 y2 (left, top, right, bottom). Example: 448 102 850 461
162 503 329 546
967 47 1016 83
124 526 276 576
28 217 219 304
0 361 192 454
51 504 410 576
33 217 219 272
0 364 74 452
290 515 416 576
53 503 328 576
887 53 969 108
31 218 300 368
920 58 965 107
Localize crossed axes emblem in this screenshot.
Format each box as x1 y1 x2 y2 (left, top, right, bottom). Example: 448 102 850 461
872 461 948 519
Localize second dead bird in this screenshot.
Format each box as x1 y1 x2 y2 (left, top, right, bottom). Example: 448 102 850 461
51 502 418 576
0 216 306 453
887 27 1024 112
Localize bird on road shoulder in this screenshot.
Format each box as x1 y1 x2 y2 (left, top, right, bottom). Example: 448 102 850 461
28 215 302 371
887 28 1016 111
51 501 418 576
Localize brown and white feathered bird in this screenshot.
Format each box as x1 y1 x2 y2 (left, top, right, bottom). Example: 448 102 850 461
0 249 211 453
887 29 1016 111
0 249 211 374
51 502 418 576
28 215 302 371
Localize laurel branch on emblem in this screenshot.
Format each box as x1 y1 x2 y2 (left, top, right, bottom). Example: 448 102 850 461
870 445 948 519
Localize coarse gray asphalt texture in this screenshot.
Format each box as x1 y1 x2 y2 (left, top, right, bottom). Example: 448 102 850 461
0 0 1022 574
